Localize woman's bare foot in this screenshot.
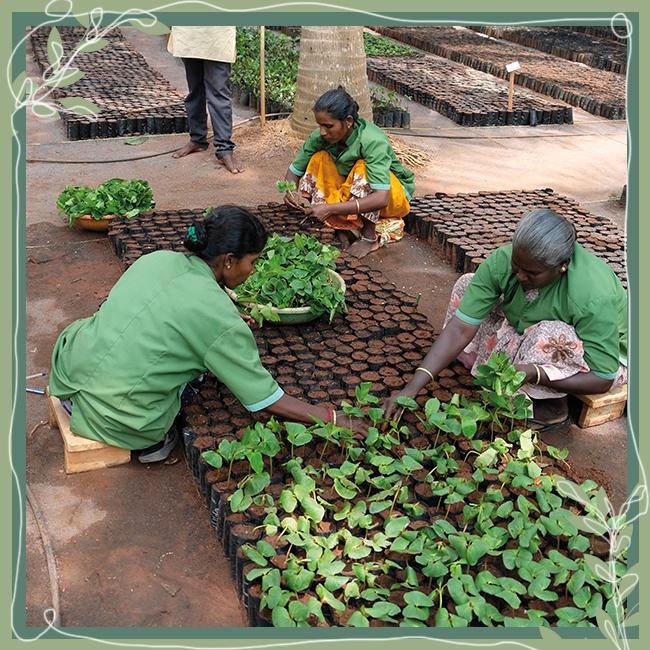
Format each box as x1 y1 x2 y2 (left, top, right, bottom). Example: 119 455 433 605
347 237 380 259
335 230 356 250
217 153 244 174
172 142 207 158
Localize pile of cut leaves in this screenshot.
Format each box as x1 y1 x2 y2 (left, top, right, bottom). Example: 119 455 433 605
200 353 636 630
233 233 347 325
56 178 154 225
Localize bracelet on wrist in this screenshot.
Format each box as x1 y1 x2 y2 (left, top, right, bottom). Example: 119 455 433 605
416 366 435 382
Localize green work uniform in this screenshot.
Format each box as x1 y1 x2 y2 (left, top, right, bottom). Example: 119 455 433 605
456 243 627 379
49 251 283 449
289 117 416 199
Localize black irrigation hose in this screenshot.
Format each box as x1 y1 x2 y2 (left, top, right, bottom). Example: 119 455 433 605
26 112 292 165
28 148 187 165
26 484 62 628
26 111 622 164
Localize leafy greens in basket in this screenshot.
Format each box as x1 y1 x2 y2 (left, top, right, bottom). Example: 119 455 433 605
234 234 347 325
56 178 154 225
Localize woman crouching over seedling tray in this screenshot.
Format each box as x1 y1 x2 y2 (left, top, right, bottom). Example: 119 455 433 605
281 86 415 259
49 206 363 463
384 209 627 433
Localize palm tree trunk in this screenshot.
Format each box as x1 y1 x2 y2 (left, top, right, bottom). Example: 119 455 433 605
290 27 372 139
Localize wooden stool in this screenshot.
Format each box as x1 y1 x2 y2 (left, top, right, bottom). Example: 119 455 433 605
46 389 131 473
575 384 627 428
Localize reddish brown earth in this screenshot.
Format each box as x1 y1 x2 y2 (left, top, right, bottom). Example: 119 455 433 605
23 28 629 629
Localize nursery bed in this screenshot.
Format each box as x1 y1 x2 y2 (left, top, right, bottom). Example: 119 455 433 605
108 202 463 405
109 204 630 630
406 189 627 287
30 26 188 140
370 26 626 120
468 26 627 74
366 54 572 127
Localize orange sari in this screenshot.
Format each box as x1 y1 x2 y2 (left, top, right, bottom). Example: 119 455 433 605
298 151 410 246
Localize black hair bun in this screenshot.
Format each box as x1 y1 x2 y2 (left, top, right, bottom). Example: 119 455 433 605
183 221 209 252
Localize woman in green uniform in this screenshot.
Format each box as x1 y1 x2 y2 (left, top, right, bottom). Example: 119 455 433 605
282 86 415 259
49 206 346 463
384 209 627 431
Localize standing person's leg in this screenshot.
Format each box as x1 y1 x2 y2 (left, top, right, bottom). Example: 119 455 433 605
172 58 210 158
203 60 243 174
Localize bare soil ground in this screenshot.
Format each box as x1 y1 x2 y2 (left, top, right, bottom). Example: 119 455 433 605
23 29 629 629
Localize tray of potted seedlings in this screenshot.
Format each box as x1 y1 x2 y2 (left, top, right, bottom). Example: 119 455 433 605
185 352 633 630
371 87 411 129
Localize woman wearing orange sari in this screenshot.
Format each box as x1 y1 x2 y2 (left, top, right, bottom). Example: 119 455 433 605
282 87 415 259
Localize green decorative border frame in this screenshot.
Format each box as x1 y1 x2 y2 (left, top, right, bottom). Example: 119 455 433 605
2 2 644 649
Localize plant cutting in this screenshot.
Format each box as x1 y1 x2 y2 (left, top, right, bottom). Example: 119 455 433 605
276 179 309 215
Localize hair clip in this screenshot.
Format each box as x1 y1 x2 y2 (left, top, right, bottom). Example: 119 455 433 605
187 225 199 243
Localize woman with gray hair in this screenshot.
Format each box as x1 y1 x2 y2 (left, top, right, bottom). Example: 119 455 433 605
384 208 628 432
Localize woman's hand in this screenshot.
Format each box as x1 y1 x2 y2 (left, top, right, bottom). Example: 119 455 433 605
515 363 540 385
304 203 333 223
283 191 302 210
383 390 414 422
239 312 257 329
335 410 368 440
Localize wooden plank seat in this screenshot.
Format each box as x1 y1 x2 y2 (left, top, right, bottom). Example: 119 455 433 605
46 388 131 473
574 384 627 428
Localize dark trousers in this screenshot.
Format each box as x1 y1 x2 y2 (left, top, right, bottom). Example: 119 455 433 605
181 57 235 157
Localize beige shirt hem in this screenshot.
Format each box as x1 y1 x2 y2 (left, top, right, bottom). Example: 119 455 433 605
168 26 236 63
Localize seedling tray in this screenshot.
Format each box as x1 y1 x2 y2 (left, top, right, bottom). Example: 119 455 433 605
107 203 627 629
367 54 572 127
30 26 188 140
371 26 626 119
406 189 627 288
469 26 627 74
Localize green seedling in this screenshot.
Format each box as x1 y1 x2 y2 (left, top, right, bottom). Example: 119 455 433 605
230 472 271 513
276 179 309 215
220 355 630 630
364 31 417 58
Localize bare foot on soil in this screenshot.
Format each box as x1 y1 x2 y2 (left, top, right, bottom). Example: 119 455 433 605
336 230 356 250
218 153 244 174
171 142 207 158
347 238 380 259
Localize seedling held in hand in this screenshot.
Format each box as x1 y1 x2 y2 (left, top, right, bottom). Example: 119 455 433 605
276 179 309 216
